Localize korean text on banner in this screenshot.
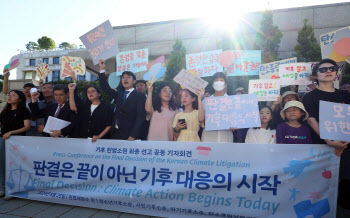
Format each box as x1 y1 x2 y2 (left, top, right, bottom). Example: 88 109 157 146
116 49 148 75
186 50 223 77
226 50 261 76
259 58 297 79
6 136 339 217
279 63 312 85
80 20 119 65
320 101 350 141
249 79 280 101
204 94 261 131
320 26 350 62
173 69 208 94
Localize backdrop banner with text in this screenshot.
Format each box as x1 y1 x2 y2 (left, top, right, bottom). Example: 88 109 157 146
6 137 339 218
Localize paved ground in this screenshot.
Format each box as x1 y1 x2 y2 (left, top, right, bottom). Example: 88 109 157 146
0 197 158 218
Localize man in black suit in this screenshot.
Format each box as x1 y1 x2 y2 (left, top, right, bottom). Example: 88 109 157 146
98 60 146 140
29 84 77 137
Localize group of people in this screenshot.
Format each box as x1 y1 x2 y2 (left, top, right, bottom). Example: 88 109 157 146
0 58 349 208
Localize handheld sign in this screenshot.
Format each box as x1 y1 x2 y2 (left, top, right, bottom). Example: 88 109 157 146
186 50 223 77
143 55 166 85
249 79 280 101
5 54 23 71
320 101 350 141
279 63 312 86
116 49 148 74
204 94 261 131
320 26 350 63
80 20 119 65
60 56 86 79
36 62 50 80
226 50 261 76
259 58 297 79
173 69 208 94
108 72 120 89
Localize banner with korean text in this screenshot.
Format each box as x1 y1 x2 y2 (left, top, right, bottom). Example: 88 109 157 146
6 137 339 217
226 50 261 76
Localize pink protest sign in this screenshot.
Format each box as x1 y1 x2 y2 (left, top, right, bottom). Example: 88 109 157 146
186 50 223 77
219 51 235 68
80 20 119 65
320 26 350 63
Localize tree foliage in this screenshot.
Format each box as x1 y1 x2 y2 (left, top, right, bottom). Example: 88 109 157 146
58 42 72 50
254 10 283 63
25 41 39 52
164 39 186 81
294 19 322 62
38 36 56 51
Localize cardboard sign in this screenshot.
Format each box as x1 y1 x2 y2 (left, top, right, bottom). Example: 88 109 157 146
116 49 148 74
204 94 261 130
186 50 223 77
61 56 86 79
249 79 280 101
173 69 208 94
320 101 350 141
259 58 297 79
36 62 50 80
226 50 261 76
80 20 119 65
320 26 350 63
279 63 312 85
298 62 345 92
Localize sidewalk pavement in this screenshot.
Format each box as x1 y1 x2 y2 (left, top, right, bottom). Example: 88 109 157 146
0 197 159 218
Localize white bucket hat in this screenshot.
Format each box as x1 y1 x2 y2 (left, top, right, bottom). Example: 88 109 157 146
280 101 309 121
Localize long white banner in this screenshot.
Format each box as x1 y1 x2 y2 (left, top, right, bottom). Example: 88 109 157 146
6 137 339 217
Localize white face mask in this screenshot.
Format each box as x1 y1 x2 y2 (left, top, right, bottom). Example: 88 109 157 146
212 81 226 91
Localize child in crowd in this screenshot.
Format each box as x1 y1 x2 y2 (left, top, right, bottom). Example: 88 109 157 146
245 106 276 144
276 101 312 144
173 89 202 142
271 91 301 125
145 82 178 141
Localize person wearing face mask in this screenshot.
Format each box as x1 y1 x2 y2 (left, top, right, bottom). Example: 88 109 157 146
198 72 233 143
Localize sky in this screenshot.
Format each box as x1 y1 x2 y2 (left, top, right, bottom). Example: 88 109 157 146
0 0 347 79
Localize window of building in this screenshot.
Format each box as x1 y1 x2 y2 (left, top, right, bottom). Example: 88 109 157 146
90 74 98 81
65 77 72 81
24 72 33 79
52 71 60 81
53 57 60 64
77 75 85 81
30 59 36 66
43 58 49 64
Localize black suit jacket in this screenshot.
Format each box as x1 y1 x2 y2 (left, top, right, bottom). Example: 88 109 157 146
29 101 77 137
75 101 113 139
99 73 146 140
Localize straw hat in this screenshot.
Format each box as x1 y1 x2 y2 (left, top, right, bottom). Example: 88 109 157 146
280 101 309 121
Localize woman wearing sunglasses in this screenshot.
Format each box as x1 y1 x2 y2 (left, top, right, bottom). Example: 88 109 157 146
302 59 350 148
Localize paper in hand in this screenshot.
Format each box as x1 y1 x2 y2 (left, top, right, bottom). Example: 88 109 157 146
43 116 71 134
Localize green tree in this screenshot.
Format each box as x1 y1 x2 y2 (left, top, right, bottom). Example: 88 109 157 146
164 39 186 81
254 10 283 63
38 36 56 51
25 41 39 52
294 19 322 62
58 42 72 50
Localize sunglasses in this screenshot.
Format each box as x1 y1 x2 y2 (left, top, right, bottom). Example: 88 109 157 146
318 66 338 73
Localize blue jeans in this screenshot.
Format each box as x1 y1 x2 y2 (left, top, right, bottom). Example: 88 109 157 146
0 138 5 191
